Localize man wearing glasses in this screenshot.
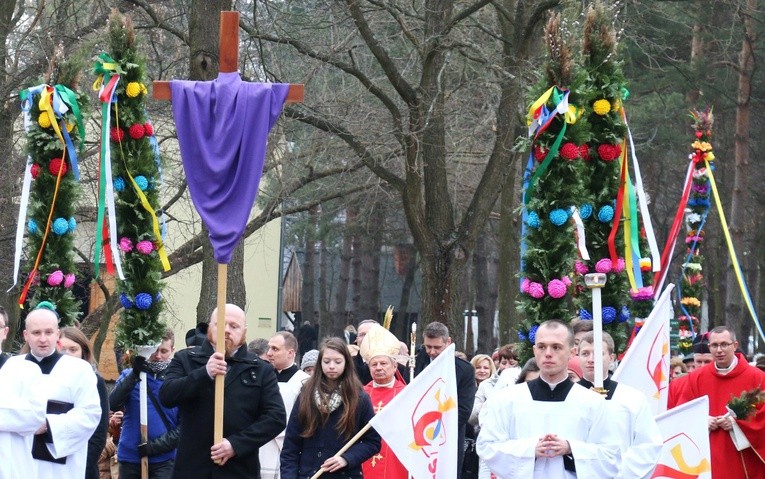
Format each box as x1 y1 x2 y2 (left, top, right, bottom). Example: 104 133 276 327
669 325 765 479
0 306 9 369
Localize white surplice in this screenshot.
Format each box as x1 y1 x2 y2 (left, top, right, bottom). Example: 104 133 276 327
477 381 620 479
26 353 101 479
609 383 663 479
260 368 309 478
0 356 46 479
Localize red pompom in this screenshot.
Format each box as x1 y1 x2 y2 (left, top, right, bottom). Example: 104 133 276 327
30 163 41 179
597 143 622 162
560 142 580 161
128 124 146 140
49 158 67 177
695 131 703 139
579 144 590 160
110 127 125 142
144 122 154 136
533 144 549 162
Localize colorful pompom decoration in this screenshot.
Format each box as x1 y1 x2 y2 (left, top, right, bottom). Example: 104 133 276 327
38 113 51 128
619 306 631 323
68 217 76 233
144 122 154 136
560 142 580 160
579 204 593 219
119 237 134 253
630 287 654 301
597 205 614 223
580 309 593 320
528 324 539 343
517 331 527 341
533 145 549 162
549 209 569 227
593 99 611 116
30 163 41 179
128 123 146 140
575 261 589 275
561 276 572 286
28 219 38 234
526 211 540 229
49 158 67 176
135 175 149 191
114 177 126 192
597 143 622 162
135 293 153 310
614 258 626 273
64 273 76 288
579 144 590 160
53 218 69 235
46 270 64 286
136 240 154 255
547 279 567 299
110 127 125 142
639 258 652 272
527 282 545 299
126 82 142 98
595 258 613 274
521 278 531 293
120 293 133 309
602 306 617 324
155 292 162 303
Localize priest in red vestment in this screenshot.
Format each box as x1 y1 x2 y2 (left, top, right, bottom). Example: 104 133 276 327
359 325 409 479
670 326 765 478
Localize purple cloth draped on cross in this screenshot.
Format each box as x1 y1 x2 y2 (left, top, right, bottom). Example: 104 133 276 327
170 72 290 263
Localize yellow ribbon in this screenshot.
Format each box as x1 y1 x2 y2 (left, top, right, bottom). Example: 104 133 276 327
565 104 582 124
39 88 65 149
618 140 638 291
527 86 556 124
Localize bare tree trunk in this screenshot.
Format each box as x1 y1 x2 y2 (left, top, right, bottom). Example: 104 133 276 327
725 0 755 349
473 232 498 354
301 207 318 326
497 155 524 345
356 208 383 320
332 208 354 333
318 231 330 328
395 245 417 340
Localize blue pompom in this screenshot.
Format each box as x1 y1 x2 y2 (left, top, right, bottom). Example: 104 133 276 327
528 324 539 343
549 208 569 226
28 219 38 234
603 306 617 324
113 177 126 192
619 305 631 323
155 292 162 303
597 205 614 223
135 292 153 310
526 211 540 229
517 331 527 341
68 217 76 233
135 175 149 191
580 204 593 219
580 309 593 320
53 218 69 235
120 293 133 309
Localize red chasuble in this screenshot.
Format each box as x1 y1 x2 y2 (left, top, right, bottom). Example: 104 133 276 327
363 378 409 479
672 353 765 478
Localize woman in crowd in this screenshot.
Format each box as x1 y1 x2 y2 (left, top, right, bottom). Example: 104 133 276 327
515 358 541 383
281 337 381 479
58 327 110 479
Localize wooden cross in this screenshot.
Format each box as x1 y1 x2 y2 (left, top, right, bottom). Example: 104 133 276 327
152 10 303 457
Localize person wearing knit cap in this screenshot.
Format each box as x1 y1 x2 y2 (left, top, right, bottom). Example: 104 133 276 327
300 350 319 375
692 340 713 370
358 325 409 479
566 357 583 382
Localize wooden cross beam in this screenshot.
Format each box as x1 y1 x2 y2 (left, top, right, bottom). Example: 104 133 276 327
152 11 304 102
152 10 303 455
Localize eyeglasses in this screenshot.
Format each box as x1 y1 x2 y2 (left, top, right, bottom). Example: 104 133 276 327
708 342 734 350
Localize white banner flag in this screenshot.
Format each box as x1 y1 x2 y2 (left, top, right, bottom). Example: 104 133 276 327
613 284 674 415
369 343 458 479
651 396 711 478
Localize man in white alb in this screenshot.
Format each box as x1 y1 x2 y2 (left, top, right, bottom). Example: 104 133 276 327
477 320 619 479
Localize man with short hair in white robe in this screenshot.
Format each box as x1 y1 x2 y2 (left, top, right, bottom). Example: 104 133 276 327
577 332 662 479
477 320 619 479
10 303 101 479
0 355 46 478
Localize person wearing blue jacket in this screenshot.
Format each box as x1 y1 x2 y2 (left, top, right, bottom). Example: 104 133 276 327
281 337 381 479
110 330 179 479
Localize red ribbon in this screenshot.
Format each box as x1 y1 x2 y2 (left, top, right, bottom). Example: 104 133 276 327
607 146 629 262
653 168 694 287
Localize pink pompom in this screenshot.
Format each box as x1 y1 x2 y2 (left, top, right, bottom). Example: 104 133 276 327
119 237 133 252
575 261 589 275
64 273 76 288
528 282 545 299
521 278 531 293
614 258 626 273
136 240 154 254
561 276 572 286
47 270 64 286
547 279 567 299
595 258 613 274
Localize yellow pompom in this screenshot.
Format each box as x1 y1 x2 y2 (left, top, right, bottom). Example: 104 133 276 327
705 151 715 161
126 82 142 98
593 99 611 116
38 113 51 129
612 99 622 112
65 122 75 132
639 258 651 268
140 84 148 95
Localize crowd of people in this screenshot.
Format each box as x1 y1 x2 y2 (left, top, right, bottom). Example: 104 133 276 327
1 302 764 478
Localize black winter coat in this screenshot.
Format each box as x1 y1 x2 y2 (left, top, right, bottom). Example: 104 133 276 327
160 341 286 479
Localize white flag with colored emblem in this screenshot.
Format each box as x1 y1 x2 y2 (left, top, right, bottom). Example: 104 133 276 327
651 396 711 478
613 284 674 415
369 343 458 479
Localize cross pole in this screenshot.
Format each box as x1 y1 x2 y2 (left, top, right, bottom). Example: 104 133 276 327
153 10 303 452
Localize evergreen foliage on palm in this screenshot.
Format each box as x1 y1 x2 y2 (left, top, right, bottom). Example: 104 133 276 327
106 12 166 348
517 14 590 362
21 50 86 326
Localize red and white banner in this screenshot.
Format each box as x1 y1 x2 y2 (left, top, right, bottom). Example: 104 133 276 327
651 396 711 478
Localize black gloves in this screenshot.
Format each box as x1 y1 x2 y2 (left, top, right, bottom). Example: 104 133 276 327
132 355 148 377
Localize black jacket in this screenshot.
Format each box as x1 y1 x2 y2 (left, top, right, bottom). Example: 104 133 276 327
414 347 476 479
86 373 109 479
160 341 286 479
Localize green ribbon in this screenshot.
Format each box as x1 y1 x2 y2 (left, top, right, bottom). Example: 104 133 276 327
525 122 567 205
54 84 85 151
